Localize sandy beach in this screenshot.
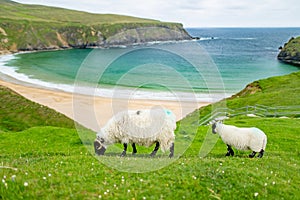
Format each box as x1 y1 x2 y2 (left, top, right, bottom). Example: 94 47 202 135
0 79 209 131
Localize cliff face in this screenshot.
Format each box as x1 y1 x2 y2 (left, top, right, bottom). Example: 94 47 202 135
105 25 191 47
277 36 300 66
0 1 192 54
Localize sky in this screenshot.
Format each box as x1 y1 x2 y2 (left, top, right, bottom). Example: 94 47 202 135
13 0 300 28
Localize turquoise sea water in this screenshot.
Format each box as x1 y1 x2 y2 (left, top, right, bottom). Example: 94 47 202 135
0 28 299 102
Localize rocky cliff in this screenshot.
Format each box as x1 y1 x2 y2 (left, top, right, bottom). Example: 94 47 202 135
277 36 300 66
0 0 192 54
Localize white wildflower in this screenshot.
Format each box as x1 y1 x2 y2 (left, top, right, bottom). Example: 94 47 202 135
220 163 223 166
254 192 259 197
43 177 46 180
24 182 28 187
272 181 275 185
98 195 102 199
11 175 16 181
127 189 130 193
48 173 52 177
2 179 5 183
264 183 267 186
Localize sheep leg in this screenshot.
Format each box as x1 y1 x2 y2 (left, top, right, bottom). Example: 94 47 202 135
249 151 257 158
169 142 174 158
150 142 160 157
226 145 234 156
132 143 137 155
121 143 127 157
257 149 264 158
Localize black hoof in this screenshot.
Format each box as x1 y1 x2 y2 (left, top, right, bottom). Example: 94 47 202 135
257 150 264 158
120 151 126 157
249 153 256 158
150 152 157 157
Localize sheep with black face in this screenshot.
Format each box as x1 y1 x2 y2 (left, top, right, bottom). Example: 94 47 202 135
94 108 176 158
212 121 267 158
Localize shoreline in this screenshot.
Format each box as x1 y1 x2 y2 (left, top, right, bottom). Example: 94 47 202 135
0 79 210 131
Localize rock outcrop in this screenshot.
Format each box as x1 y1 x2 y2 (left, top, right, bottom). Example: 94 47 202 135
277 36 300 66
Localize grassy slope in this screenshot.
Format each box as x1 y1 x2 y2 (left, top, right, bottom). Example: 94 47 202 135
0 71 299 198
192 71 300 120
0 0 159 24
0 0 187 52
0 85 76 132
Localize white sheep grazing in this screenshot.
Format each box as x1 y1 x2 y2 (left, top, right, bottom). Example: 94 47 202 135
94 108 176 158
212 121 267 158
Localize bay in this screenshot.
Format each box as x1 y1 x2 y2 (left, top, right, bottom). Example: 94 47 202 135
1 28 299 102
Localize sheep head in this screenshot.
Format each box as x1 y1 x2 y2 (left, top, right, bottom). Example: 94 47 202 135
210 116 228 134
94 136 106 155
212 123 217 134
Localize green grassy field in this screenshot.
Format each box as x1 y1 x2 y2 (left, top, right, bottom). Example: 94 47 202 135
1 71 300 199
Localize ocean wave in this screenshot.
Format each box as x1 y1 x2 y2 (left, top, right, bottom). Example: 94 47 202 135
198 37 256 41
227 37 256 40
199 37 219 41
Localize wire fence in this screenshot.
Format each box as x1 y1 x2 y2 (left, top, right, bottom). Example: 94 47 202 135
198 104 300 126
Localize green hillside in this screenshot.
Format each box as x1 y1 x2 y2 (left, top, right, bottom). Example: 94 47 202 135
188 71 300 121
0 0 159 25
0 85 76 132
1 71 300 199
0 0 191 53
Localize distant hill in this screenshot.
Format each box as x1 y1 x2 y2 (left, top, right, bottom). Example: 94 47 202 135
0 0 191 54
278 36 300 66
